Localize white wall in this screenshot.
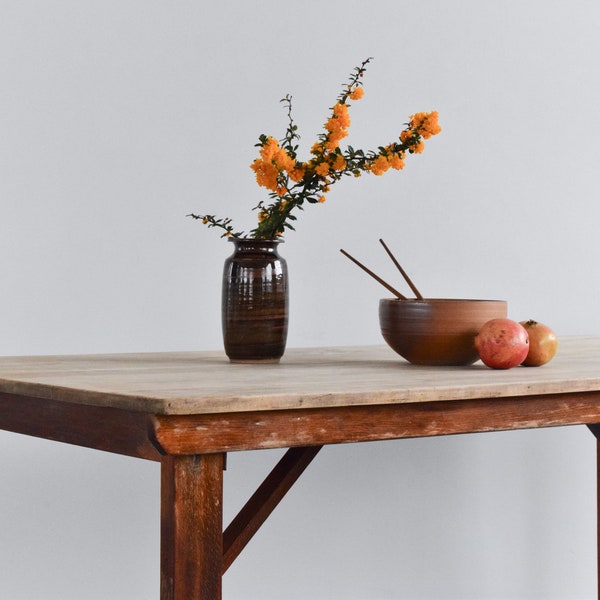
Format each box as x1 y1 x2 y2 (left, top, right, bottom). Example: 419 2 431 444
1 1 599 598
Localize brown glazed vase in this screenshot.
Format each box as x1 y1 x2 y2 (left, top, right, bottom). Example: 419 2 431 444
222 238 289 363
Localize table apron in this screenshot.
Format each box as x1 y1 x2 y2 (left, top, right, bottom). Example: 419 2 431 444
3 391 600 459
0 392 162 461
151 391 600 454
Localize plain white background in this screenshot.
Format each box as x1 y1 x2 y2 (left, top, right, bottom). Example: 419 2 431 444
1 1 600 598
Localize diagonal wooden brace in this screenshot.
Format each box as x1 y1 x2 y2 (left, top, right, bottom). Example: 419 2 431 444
222 445 322 573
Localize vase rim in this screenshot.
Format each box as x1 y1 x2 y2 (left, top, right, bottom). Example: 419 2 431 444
228 237 284 244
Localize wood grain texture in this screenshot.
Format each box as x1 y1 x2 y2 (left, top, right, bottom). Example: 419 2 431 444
161 454 225 600
151 391 600 454
0 391 161 460
0 336 598 415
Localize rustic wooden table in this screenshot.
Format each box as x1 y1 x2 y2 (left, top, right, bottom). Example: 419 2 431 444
1 336 600 599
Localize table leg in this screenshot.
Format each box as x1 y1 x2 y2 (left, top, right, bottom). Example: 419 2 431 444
597 436 600 600
588 425 600 599
160 453 225 600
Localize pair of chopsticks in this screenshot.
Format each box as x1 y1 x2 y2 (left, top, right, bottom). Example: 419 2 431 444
340 239 423 301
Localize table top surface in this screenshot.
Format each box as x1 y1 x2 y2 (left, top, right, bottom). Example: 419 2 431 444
0 336 598 415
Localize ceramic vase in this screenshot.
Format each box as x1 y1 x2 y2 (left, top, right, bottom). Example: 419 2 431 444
222 238 288 363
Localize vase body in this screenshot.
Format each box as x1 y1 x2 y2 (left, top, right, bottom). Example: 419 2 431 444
222 238 289 363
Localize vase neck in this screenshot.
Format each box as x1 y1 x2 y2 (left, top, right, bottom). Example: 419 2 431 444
229 238 283 253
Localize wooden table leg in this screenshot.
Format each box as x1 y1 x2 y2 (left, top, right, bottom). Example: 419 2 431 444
160 453 225 600
597 437 600 600
587 425 600 599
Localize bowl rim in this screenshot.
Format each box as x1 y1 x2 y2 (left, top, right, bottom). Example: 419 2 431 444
379 298 507 304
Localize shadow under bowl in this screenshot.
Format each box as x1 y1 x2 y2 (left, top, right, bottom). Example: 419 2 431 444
379 298 507 366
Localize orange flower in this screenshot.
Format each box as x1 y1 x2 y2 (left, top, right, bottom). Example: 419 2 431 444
400 130 414 143
332 154 347 171
315 162 330 177
410 111 442 139
277 149 295 172
257 136 295 171
325 104 349 131
324 118 338 133
388 152 405 170
411 140 424 154
332 102 351 128
259 136 279 160
310 141 323 156
318 195 327 203
349 86 364 100
288 165 306 182
370 155 390 176
323 103 352 151
324 131 347 152
250 159 279 192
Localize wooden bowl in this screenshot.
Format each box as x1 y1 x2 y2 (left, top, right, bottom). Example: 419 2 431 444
379 298 507 366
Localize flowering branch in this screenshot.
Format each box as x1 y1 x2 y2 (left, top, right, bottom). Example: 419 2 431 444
190 58 441 240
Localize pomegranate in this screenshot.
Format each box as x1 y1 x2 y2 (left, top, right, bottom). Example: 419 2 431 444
475 318 529 369
520 320 558 366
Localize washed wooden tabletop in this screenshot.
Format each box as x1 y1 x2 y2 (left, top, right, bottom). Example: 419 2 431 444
0 336 597 415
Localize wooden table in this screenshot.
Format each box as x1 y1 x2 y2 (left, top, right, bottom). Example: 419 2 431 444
1 335 600 599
